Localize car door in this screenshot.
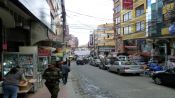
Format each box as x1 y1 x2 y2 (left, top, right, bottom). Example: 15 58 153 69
162 69 174 84
110 61 117 72
167 68 175 84
113 61 120 72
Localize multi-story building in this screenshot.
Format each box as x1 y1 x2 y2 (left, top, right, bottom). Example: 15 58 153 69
121 0 147 55
113 0 123 53
113 0 175 62
94 23 115 56
0 0 65 61
67 35 78 50
47 0 64 41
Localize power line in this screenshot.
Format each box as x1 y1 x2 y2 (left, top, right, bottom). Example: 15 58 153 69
69 27 94 30
66 14 96 29
66 9 112 21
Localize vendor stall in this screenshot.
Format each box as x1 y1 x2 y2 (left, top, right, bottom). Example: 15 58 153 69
0 52 40 94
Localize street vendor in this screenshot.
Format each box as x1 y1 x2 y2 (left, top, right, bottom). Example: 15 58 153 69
2 66 27 98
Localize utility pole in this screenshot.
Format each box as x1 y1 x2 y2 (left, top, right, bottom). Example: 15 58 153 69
61 0 66 43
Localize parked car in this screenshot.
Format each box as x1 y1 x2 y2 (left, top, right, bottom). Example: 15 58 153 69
89 59 95 66
117 55 130 61
76 57 85 65
94 59 102 67
108 61 143 75
152 68 175 85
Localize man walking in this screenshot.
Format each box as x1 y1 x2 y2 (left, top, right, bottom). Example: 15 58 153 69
61 61 70 84
42 63 61 98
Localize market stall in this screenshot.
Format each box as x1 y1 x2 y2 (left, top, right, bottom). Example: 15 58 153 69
0 52 39 94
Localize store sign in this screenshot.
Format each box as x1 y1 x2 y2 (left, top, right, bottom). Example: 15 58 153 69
89 34 93 46
123 0 133 10
2 42 7 50
38 48 51 56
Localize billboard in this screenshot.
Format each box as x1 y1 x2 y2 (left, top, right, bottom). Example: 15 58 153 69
123 0 133 10
19 0 51 29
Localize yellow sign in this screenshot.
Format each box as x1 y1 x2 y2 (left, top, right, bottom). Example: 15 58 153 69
123 32 146 40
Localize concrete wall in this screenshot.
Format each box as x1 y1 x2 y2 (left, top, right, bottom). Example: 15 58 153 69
31 22 48 45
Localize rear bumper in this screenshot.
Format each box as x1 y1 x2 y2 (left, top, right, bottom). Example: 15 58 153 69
123 69 143 74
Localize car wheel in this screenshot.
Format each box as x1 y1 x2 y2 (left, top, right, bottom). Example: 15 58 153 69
136 73 140 76
107 68 111 72
118 69 122 75
154 77 162 85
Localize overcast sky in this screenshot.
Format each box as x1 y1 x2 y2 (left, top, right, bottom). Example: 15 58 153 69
65 0 113 46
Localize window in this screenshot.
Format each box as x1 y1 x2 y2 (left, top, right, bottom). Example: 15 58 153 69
116 17 120 24
123 11 132 22
123 25 132 34
136 21 145 31
136 5 144 17
116 28 121 35
114 5 121 13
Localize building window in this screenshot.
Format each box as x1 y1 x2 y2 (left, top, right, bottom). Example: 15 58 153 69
123 11 132 22
116 17 120 24
135 4 144 17
136 21 145 32
114 5 121 13
123 25 132 35
116 28 121 35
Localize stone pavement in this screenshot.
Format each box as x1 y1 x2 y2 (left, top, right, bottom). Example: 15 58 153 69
26 72 81 98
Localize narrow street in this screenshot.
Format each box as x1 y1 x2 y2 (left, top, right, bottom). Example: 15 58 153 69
71 62 175 98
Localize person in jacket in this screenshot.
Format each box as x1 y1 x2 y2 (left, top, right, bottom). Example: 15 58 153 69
61 61 70 84
2 67 26 98
42 63 61 98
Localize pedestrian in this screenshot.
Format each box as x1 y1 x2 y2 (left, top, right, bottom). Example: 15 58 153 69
2 66 27 98
61 61 70 84
68 59 71 66
42 63 61 98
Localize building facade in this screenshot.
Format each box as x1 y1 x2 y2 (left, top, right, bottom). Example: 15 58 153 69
113 0 175 62
0 0 65 61
94 23 115 56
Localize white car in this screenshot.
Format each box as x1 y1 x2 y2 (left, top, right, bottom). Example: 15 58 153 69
117 56 130 61
108 61 143 75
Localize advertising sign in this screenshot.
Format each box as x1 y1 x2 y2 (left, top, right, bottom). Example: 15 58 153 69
89 34 93 46
123 0 133 10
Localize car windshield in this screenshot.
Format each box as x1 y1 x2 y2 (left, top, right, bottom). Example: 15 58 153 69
96 59 101 62
121 61 137 65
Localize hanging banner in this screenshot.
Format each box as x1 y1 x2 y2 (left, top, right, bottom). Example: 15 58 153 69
123 0 133 10
38 47 51 56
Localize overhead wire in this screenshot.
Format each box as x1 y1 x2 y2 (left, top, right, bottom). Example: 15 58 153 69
66 9 113 21
66 14 96 30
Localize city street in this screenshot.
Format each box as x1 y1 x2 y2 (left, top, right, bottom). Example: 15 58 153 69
71 62 175 98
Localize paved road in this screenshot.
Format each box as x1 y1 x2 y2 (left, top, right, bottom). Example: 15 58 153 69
71 62 175 98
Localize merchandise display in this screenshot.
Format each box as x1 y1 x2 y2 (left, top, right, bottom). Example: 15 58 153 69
2 53 18 76
1 52 39 93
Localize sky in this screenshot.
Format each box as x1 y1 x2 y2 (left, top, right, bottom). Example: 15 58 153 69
65 0 114 46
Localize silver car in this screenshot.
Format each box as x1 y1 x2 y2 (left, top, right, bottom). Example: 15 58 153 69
108 61 143 75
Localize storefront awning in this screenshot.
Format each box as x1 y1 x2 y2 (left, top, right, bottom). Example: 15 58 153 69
34 40 64 48
0 7 15 28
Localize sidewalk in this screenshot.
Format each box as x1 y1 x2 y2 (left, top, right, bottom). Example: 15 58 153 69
26 72 81 98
